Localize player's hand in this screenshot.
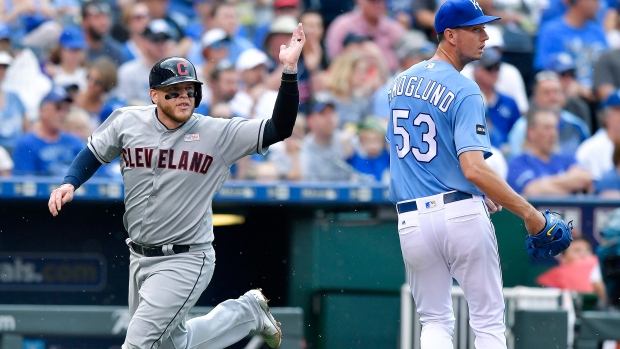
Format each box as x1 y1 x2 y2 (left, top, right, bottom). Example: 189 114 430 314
279 23 305 69
485 198 502 214
48 184 75 216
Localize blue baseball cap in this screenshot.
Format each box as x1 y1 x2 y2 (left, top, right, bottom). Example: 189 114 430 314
603 90 620 109
41 85 73 106
544 53 576 74
434 0 500 34
59 26 87 50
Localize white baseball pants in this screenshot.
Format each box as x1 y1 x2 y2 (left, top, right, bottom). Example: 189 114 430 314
398 193 507 349
122 244 267 349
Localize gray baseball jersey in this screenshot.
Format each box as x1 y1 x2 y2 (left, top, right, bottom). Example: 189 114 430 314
88 105 267 246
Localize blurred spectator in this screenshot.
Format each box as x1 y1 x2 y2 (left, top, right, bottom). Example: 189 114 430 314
472 48 520 155
411 0 439 41
594 136 620 198
325 0 405 72
347 116 389 182
301 0 354 29
119 2 151 62
180 0 215 58
577 90 620 180
0 0 56 45
372 31 435 119
545 52 594 130
324 52 377 128
340 32 371 56
195 28 230 106
197 59 238 116
142 0 183 43
508 71 590 156
63 106 92 141
0 51 27 155
45 26 88 92
74 56 122 128
507 107 591 196
300 10 329 82
461 25 529 114
115 19 175 106
535 0 608 89
300 93 355 182
536 237 608 303
593 47 620 103
263 15 311 107
208 2 254 65
12 86 83 176
540 0 617 34
81 1 124 65
267 114 306 180
253 0 302 50
231 48 276 119
254 161 281 182
0 145 12 176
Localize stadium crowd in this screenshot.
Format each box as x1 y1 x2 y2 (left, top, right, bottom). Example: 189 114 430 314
0 0 620 198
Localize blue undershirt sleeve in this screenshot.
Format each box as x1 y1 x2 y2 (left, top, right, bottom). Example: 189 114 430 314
62 147 103 189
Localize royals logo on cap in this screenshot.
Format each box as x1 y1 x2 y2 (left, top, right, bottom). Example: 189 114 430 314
434 0 501 34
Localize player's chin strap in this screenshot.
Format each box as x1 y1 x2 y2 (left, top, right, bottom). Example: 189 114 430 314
165 92 197 100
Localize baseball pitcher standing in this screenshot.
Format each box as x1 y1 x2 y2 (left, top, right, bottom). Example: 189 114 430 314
48 23 306 349
386 1 570 348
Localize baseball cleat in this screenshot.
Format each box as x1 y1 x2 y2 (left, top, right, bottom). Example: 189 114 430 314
245 288 282 348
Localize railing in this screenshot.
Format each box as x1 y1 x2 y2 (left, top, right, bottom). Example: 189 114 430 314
0 305 304 349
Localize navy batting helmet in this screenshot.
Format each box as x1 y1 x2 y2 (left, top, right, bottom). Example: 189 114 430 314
149 57 203 107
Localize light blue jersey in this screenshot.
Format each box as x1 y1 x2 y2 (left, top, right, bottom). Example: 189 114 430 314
387 60 492 203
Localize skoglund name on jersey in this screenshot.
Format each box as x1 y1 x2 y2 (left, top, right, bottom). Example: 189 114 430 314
387 75 456 113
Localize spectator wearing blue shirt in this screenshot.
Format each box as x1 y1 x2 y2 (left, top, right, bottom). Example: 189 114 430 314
535 0 608 88
348 116 389 182
12 86 84 177
0 51 27 154
473 48 520 154
185 2 254 67
507 107 592 196
508 71 590 157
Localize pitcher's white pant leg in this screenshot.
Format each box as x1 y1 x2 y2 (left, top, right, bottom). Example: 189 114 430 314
447 199 507 349
399 208 454 349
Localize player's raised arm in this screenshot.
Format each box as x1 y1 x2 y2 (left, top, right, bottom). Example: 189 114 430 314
262 23 305 147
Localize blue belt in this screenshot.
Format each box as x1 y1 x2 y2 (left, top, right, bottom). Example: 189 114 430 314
397 191 473 214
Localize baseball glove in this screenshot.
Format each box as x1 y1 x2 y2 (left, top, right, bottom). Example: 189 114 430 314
525 210 574 258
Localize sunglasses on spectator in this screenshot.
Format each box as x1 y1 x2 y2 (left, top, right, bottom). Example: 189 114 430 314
484 63 500 72
560 69 576 78
132 14 150 20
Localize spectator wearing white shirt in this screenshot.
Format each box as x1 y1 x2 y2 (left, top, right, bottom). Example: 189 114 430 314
577 90 620 180
230 48 278 120
460 24 529 114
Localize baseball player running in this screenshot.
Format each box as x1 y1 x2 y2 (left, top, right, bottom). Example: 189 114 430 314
48 23 306 349
387 1 571 348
